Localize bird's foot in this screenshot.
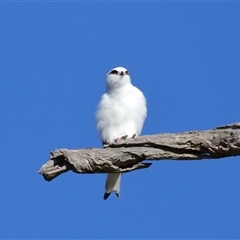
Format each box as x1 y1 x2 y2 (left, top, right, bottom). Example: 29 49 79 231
114 135 128 143
131 133 136 138
116 193 120 198
120 135 128 140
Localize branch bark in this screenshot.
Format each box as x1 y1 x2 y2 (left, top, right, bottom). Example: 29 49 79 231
39 122 240 181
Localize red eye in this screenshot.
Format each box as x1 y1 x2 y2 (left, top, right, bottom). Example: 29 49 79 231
109 70 118 75
125 71 129 75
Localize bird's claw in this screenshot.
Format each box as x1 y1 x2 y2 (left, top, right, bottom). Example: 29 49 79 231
120 135 128 140
114 135 128 143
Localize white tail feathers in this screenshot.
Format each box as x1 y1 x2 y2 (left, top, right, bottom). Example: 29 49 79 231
103 173 122 200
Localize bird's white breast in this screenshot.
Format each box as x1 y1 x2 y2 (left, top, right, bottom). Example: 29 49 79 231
96 83 147 144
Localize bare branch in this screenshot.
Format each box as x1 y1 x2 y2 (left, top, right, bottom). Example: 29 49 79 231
39 122 240 181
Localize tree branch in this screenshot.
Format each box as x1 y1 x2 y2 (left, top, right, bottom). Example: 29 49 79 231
39 122 240 181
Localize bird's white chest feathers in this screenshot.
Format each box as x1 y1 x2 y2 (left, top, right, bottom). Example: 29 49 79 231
96 83 147 144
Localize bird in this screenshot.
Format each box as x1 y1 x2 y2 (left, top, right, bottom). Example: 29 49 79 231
96 66 147 200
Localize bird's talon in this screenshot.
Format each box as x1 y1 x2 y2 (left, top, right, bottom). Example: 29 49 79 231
132 134 136 138
120 135 128 140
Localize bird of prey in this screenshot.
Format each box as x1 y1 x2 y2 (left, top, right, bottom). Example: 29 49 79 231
96 66 147 200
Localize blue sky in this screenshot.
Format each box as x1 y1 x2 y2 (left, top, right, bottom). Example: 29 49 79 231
1 2 240 239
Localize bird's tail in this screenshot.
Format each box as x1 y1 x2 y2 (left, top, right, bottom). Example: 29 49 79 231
103 173 122 200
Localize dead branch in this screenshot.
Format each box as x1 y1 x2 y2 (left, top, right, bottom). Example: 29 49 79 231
39 122 240 181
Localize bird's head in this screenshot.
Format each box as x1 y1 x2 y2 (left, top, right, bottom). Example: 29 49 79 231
106 67 131 91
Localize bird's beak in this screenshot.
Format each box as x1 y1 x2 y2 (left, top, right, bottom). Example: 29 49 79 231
120 71 124 76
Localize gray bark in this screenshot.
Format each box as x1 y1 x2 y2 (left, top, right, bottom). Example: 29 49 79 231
39 122 240 181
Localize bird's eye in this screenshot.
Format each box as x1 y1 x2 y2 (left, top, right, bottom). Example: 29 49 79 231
109 70 118 75
125 71 129 75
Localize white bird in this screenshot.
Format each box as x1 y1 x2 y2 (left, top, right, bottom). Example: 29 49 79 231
96 66 147 200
